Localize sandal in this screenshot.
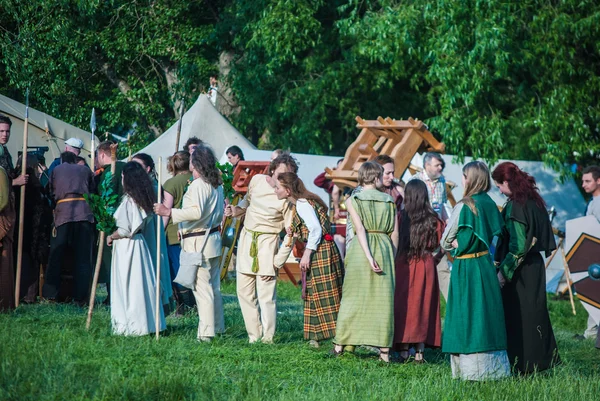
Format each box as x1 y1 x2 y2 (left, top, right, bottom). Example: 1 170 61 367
414 351 426 364
379 349 390 363
330 344 344 357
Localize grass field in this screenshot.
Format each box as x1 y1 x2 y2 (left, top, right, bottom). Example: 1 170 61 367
1 281 599 401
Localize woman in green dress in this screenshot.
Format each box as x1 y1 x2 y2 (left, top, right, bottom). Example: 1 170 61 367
441 161 510 380
332 162 399 362
492 162 560 374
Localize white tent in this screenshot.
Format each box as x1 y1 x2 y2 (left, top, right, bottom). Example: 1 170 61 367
0 93 97 163
138 95 255 182
403 154 587 293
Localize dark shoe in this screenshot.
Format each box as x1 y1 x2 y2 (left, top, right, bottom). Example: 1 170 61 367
573 334 586 341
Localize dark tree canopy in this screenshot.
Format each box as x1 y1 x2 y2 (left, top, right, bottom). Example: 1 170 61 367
1 0 598 172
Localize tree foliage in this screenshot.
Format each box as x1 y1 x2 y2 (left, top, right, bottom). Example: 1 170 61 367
1 0 598 172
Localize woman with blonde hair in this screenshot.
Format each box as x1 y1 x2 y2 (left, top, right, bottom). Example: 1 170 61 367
274 172 344 347
440 161 510 380
332 161 399 362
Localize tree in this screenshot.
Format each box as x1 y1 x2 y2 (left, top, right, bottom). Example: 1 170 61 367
219 0 600 172
0 0 220 151
1 0 598 174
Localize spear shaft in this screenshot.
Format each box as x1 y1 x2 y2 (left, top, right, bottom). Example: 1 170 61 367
15 89 29 307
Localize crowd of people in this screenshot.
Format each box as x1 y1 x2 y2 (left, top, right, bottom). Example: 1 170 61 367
0 111 599 380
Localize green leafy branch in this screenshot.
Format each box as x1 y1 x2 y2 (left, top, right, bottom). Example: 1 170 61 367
84 171 121 234
216 161 235 201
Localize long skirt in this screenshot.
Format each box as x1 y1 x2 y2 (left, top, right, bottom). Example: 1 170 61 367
304 239 344 341
502 252 560 373
393 254 441 348
451 351 511 381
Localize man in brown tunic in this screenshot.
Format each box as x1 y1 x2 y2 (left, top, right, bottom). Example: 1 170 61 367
42 152 95 304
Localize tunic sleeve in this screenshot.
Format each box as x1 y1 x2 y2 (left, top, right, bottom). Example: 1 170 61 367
115 198 133 238
115 197 146 238
0 168 9 211
441 203 463 251
171 180 208 224
296 200 322 250
497 218 527 281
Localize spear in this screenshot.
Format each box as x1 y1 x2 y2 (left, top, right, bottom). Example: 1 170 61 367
155 156 162 340
174 99 185 153
90 108 96 171
15 88 29 307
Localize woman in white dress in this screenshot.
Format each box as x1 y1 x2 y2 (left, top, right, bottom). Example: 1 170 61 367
106 161 166 336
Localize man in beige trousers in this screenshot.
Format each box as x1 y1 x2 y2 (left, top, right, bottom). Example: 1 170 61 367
225 154 297 343
155 145 224 342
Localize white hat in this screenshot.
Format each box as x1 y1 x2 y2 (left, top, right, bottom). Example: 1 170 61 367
65 138 84 149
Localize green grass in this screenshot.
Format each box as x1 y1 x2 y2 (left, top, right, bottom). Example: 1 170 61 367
1 281 599 401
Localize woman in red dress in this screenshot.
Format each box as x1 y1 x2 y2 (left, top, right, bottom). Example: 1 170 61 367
393 179 444 363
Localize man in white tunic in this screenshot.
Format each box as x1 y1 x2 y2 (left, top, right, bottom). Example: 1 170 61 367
155 145 224 341
225 154 297 343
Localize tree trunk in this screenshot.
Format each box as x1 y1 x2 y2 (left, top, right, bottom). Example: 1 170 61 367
216 50 240 118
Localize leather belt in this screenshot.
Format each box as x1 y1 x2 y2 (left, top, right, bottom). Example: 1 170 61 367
181 226 220 240
455 250 489 260
56 197 86 204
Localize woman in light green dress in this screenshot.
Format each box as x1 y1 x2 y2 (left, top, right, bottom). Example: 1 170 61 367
332 162 399 362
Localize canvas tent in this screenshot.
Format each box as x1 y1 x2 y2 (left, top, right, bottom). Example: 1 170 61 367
0 93 97 164
403 154 587 293
138 95 255 182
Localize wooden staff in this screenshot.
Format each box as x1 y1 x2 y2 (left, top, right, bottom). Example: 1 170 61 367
174 99 185 153
155 157 162 340
127 132 132 161
90 108 96 172
86 143 118 330
15 89 29 307
560 244 577 316
544 237 563 269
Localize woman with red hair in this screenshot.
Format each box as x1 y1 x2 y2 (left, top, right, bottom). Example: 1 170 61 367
492 162 560 374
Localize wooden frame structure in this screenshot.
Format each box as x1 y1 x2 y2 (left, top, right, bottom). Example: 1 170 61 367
327 116 445 190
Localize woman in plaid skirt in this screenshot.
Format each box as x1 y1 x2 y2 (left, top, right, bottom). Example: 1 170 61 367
275 172 344 348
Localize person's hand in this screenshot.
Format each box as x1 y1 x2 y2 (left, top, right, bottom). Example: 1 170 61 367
285 226 293 236
368 256 383 274
153 203 170 216
106 235 113 247
12 174 29 186
451 239 458 249
497 271 506 288
299 252 311 272
224 205 234 217
260 275 274 282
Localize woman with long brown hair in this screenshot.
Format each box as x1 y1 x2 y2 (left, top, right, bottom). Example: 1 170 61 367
155 145 225 342
492 162 559 374
393 179 444 363
440 161 510 380
274 172 344 347
107 161 166 336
